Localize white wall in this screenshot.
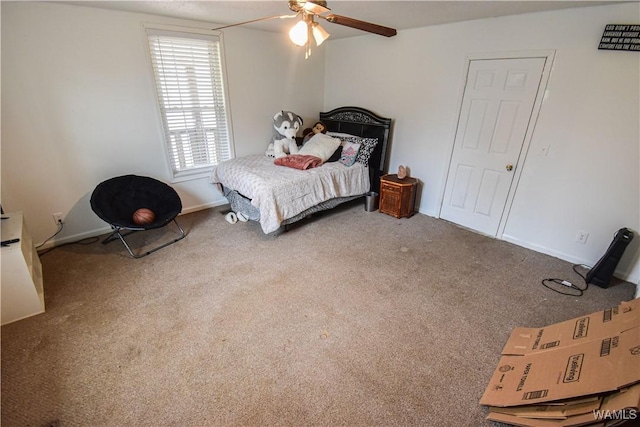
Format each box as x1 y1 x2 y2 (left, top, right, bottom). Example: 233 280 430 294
324 3 640 284
1 1 324 245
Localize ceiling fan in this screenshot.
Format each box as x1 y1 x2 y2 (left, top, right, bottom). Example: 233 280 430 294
212 1 397 58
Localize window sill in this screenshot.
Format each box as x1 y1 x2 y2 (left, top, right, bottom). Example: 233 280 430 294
170 167 214 184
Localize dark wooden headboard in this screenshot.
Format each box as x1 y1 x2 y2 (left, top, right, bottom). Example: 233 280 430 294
319 106 392 194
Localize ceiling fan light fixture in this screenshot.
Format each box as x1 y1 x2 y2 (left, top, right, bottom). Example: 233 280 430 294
311 22 330 46
289 20 308 46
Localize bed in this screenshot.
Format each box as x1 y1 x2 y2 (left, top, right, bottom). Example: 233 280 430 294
210 106 392 234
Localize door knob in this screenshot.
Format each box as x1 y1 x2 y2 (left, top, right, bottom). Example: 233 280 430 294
506 164 513 171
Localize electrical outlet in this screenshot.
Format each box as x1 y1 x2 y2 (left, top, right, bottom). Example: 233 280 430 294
576 230 589 244
52 212 63 225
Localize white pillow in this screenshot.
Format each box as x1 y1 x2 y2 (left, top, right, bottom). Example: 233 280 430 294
298 133 341 162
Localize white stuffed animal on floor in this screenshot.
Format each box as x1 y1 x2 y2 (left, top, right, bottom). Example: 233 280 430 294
265 111 303 159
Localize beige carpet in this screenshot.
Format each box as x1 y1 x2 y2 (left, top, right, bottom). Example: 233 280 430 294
1 201 636 427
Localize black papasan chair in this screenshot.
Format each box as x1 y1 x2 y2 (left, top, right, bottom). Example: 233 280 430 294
90 174 186 258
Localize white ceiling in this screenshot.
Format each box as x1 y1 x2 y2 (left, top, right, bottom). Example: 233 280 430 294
58 1 627 39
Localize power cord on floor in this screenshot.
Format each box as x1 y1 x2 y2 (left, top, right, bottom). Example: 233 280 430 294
541 264 590 296
35 221 64 250
36 221 100 256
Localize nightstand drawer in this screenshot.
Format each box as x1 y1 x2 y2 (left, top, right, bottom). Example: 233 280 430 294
381 183 401 193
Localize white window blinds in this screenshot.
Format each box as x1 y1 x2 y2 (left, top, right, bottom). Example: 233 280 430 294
147 29 233 178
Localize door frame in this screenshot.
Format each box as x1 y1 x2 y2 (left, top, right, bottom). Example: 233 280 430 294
437 49 556 239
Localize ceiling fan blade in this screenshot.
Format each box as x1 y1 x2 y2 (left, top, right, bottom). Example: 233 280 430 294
212 14 297 31
303 1 330 14
288 1 330 14
324 14 397 37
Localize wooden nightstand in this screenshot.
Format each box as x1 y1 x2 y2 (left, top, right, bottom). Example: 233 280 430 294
379 174 418 218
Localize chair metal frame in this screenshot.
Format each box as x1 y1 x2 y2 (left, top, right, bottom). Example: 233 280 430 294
101 218 186 259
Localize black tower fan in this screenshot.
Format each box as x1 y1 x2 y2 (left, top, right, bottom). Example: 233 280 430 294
586 227 634 288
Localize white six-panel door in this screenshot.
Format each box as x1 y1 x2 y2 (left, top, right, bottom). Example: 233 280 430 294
440 57 546 236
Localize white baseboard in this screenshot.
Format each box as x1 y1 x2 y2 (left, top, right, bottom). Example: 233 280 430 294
417 208 438 218
36 225 113 252
395 212 640 297
502 233 639 285
36 201 229 251
181 200 228 215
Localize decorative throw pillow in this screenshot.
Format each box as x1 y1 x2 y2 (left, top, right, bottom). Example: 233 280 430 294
354 138 379 165
327 132 379 165
298 133 341 162
339 141 361 166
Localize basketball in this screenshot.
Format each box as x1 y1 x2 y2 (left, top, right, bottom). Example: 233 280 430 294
132 208 155 225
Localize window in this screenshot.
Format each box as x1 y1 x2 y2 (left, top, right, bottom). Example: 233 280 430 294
146 28 233 180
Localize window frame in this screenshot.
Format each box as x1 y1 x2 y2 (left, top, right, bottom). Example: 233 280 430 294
143 24 235 183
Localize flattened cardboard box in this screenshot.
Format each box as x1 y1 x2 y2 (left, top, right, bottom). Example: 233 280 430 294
480 326 640 407
489 397 602 419
502 299 639 356
486 382 640 427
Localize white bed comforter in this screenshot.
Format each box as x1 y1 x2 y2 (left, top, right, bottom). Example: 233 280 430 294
210 155 370 234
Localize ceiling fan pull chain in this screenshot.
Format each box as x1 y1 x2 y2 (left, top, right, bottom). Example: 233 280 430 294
306 15 312 58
